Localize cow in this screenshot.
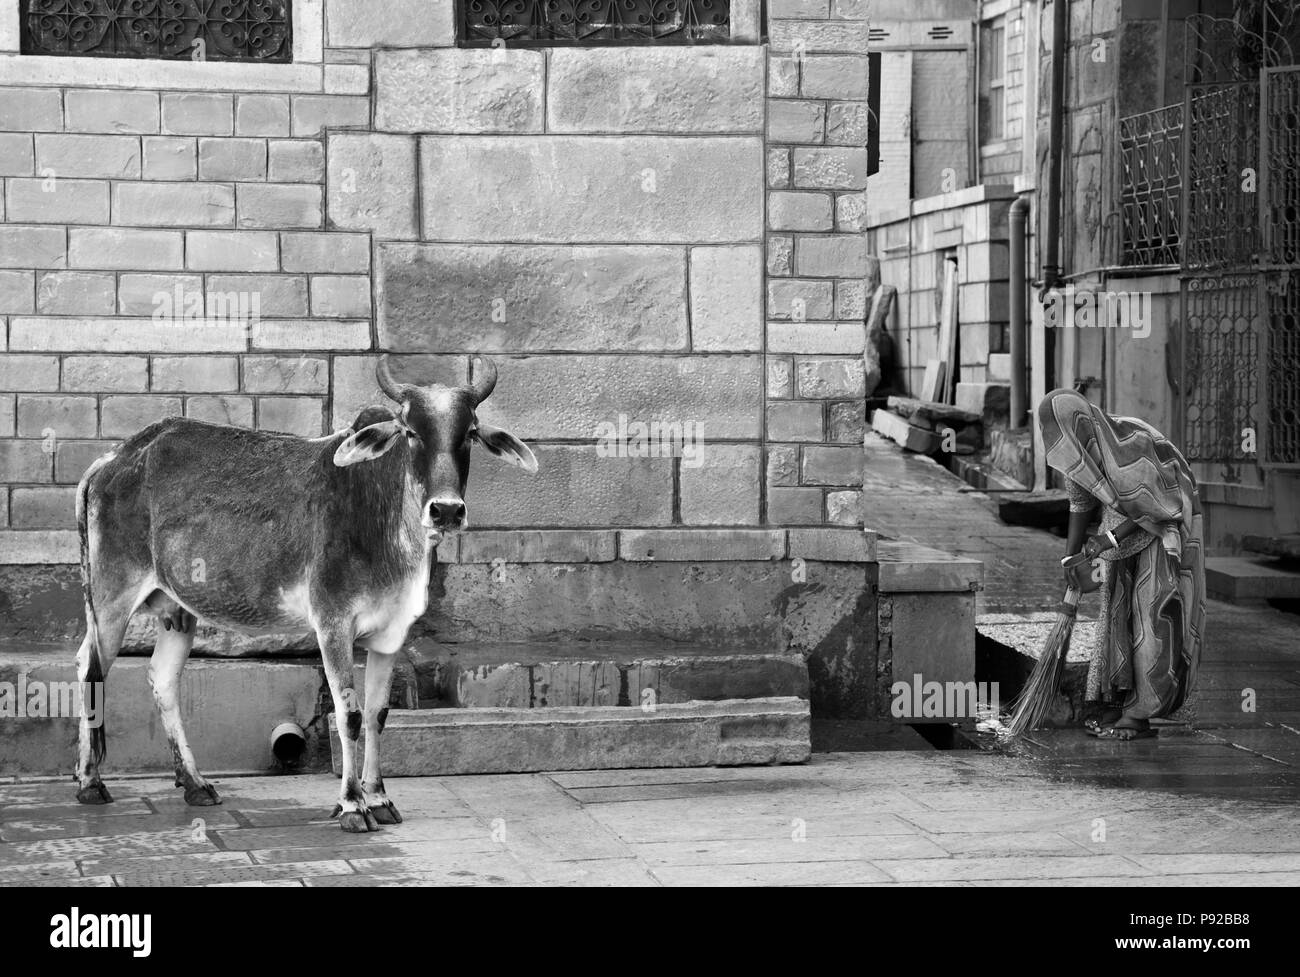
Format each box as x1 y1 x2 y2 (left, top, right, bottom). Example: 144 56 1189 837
72 356 536 832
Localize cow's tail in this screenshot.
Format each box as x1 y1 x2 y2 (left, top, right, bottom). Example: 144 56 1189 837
77 458 107 767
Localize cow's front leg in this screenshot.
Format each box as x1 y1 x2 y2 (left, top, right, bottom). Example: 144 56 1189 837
362 648 401 825
317 625 377 833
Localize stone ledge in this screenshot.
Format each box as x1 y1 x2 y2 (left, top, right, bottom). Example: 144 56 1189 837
878 540 983 593
0 527 885 567
328 697 812 775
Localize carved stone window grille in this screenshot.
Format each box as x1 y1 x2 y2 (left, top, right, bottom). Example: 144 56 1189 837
20 1 293 63
458 0 731 46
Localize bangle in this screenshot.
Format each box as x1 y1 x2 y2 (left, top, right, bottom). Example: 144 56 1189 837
1106 530 1119 550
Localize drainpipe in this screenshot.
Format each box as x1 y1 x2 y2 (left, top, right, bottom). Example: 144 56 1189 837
1041 0 1069 294
1009 194 1031 428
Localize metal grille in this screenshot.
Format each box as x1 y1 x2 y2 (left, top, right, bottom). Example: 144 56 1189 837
20 0 292 62
1118 103 1183 267
1261 67 1300 467
1263 69 1300 268
1182 83 1259 272
1185 8 1299 86
1264 272 1300 465
458 0 730 45
1181 274 1261 465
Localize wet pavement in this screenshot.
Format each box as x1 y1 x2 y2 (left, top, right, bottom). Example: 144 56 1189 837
3 741 1298 886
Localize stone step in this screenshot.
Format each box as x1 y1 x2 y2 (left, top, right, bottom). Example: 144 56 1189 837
405 639 809 708
327 697 812 776
1243 534 1300 562
1206 557 1300 602
0 648 418 776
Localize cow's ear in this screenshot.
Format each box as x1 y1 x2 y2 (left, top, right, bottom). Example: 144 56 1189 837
474 423 538 473
334 420 405 467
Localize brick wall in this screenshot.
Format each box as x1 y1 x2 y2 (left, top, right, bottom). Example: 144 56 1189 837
0 0 875 566
870 185 1017 395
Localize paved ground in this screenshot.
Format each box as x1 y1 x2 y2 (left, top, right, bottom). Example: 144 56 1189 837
3 434 1294 888
3 744 1298 886
864 432 1074 617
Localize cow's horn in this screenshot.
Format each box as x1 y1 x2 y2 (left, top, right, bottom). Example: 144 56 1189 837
469 356 498 405
375 354 408 403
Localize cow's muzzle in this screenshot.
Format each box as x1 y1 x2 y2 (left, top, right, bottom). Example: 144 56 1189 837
423 498 466 541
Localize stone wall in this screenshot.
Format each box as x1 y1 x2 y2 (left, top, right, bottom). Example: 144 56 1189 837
764 0 873 527
0 0 878 567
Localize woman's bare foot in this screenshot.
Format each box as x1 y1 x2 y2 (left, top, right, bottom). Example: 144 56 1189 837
1096 716 1156 740
1084 706 1123 735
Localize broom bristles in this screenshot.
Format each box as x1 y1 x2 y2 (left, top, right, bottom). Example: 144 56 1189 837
1006 588 1081 737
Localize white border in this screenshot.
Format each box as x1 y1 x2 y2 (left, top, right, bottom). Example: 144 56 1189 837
0 0 323 92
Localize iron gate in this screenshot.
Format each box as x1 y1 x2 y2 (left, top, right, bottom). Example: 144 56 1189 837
1179 19 1300 471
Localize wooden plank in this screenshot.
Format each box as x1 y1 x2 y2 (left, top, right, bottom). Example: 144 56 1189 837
938 256 959 403
919 359 945 402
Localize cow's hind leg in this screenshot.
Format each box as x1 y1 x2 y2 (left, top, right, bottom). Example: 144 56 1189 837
147 602 219 806
361 648 401 824
75 590 136 805
318 625 378 833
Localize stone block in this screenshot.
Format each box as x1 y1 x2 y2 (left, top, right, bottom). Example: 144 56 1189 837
457 530 617 564
100 395 182 437
257 396 324 436
198 137 267 181
66 90 159 134
236 183 322 229
472 445 674 528
17 395 97 438
150 356 240 393
472 354 763 441
185 231 278 271
235 95 291 137
688 245 762 351
419 136 763 243
768 99 825 143
69 228 182 270
619 529 784 561
35 271 115 315
801 444 865 486
142 137 196 180
34 134 140 178
376 243 685 353
161 93 233 136
281 232 370 273
376 49 544 132
61 355 148 393
113 182 234 227
548 47 763 133
768 191 833 231
766 401 823 441
6 179 109 224
326 133 416 239
679 444 762 525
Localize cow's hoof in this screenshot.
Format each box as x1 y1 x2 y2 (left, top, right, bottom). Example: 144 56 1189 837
338 810 380 833
184 783 222 806
76 783 113 805
369 800 402 825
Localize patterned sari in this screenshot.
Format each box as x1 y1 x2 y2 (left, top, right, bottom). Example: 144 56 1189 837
1037 389 1206 719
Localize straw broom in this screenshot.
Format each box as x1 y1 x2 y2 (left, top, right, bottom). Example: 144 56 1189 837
1006 585 1082 737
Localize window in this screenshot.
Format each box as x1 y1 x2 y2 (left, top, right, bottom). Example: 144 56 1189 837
457 0 731 46
978 18 1005 145
19 0 293 63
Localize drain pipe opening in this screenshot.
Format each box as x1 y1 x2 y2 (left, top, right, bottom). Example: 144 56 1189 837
271 721 306 767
